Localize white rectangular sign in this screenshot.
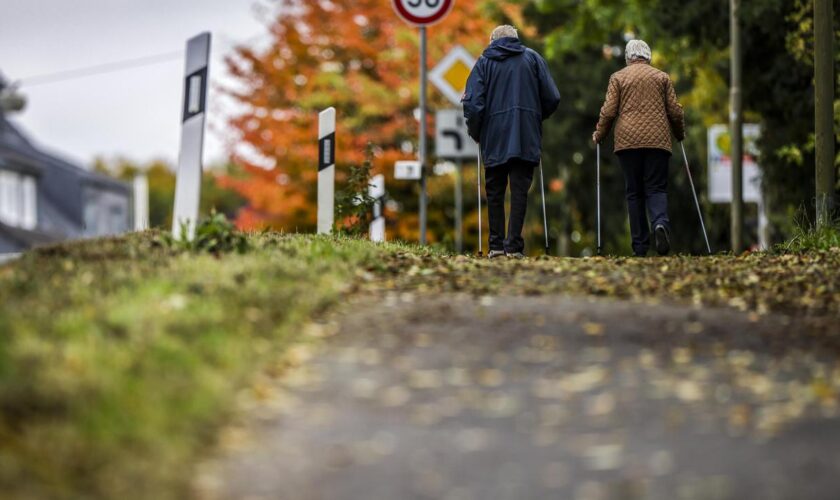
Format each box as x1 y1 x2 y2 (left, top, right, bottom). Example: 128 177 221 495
708 124 762 204
435 109 478 159
395 160 422 180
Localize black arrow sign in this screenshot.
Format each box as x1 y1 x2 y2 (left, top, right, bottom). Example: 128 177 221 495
442 130 462 151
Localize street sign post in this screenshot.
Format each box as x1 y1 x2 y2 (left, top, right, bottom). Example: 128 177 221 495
133 174 149 231
392 0 454 245
435 109 478 159
369 174 386 242
436 108 476 253
318 107 336 234
429 46 475 106
391 0 455 26
172 32 211 241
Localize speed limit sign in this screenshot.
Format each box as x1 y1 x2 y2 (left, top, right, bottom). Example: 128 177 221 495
392 0 455 245
391 0 454 26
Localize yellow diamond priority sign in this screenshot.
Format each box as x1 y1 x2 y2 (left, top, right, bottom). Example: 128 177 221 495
429 46 476 106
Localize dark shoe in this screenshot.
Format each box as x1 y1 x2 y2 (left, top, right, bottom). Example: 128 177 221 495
488 250 506 259
654 225 671 256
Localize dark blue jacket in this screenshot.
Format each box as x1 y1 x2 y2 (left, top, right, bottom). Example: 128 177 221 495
462 37 560 167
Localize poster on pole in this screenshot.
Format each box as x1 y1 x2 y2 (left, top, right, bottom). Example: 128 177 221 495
708 124 762 204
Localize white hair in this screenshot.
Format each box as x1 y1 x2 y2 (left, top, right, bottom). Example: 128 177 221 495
490 25 518 42
625 39 652 64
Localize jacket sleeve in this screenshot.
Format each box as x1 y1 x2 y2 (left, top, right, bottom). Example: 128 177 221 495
664 77 685 141
535 54 561 120
462 61 486 142
595 75 620 141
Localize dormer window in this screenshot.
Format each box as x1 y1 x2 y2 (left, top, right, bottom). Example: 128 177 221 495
0 169 37 230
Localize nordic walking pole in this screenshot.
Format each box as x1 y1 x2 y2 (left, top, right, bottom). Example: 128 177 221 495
477 146 483 256
680 142 712 255
596 143 602 256
539 160 550 255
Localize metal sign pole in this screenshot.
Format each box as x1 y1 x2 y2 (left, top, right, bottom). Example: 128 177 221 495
419 26 428 245
318 107 336 234
171 32 211 241
455 159 463 252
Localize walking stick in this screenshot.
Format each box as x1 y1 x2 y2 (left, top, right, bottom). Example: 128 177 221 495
539 160 550 255
477 146 483 256
596 143 602 256
680 142 712 255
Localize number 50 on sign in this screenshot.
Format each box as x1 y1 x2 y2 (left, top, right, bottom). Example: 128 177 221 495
391 0 454 26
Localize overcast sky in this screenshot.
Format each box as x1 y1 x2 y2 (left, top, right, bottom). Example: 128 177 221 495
0 0 272 168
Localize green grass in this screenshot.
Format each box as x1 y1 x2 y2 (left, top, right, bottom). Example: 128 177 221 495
778 221 840 253
0 232 419 500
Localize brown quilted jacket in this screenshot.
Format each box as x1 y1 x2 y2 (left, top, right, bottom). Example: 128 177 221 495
595 61 685 153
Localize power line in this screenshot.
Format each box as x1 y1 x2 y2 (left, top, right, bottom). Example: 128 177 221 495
17 50 185 88
13 30 271 89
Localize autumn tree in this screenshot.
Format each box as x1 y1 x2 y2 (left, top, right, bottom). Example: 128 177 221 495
221 0 524 241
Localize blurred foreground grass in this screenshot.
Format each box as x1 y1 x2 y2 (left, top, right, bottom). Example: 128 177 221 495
1 232 838 499
0 232 425 500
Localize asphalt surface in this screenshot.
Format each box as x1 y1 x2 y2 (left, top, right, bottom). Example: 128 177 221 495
196 294 840 500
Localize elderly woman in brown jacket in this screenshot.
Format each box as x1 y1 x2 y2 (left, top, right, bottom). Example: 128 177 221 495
593 40 685 257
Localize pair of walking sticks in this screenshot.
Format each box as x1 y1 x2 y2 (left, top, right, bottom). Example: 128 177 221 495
475 148 550 257
476 141 711 256
593 142 712 255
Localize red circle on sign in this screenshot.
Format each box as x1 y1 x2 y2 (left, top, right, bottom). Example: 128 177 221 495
391 0 454 27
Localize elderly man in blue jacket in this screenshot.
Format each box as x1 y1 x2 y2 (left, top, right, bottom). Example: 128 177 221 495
462 25 560 259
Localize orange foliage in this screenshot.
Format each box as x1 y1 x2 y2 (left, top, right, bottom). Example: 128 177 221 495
221 0 517 239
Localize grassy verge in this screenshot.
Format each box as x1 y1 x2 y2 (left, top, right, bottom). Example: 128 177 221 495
777 221 840 253
0 232 428 500
1 232 838 499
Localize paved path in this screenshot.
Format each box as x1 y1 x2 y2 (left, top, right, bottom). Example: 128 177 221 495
198 294 840 500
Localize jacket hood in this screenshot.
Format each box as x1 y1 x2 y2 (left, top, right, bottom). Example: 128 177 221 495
482 37 525 61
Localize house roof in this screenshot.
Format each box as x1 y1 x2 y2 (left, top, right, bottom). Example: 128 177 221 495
0 220 63 248
0 111 129 193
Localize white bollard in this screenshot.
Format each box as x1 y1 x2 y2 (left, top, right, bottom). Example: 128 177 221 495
172 32 211 240
318 107 336 234
133 174 149 231
369 174 386 242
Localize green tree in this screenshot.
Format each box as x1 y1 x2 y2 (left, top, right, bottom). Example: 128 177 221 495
522 0 839 254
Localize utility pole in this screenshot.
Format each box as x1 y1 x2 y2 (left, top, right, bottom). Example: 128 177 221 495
815 0 836 227
730 0 744 252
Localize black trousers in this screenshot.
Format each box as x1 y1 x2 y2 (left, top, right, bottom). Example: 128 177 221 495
616 148 671 256
484 159 536 253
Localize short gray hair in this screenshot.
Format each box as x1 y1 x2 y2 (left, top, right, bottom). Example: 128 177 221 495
491 25 518 42
625 40 652 64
